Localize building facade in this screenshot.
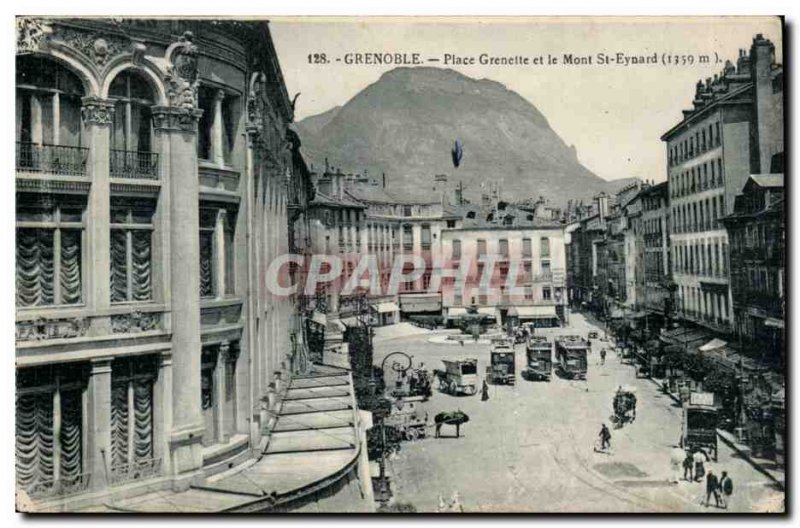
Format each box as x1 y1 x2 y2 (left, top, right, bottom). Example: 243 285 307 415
637 182 672 320
721 175 785 367
14 18 315 510
440 204 568 327
661 33 783 334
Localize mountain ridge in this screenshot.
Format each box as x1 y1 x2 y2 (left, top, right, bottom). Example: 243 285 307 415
294 66 623 206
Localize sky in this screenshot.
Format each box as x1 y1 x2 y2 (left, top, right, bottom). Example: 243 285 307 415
269 16 782 184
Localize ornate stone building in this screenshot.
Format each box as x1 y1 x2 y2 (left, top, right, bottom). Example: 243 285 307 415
14 18 353 512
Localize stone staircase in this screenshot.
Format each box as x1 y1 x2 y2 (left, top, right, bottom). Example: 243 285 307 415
264 365 358 455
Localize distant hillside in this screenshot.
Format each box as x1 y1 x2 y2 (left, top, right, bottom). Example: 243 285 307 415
295 67 621 206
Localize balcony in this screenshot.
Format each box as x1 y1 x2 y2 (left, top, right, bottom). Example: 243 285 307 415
110 458 162 486
110 149 159 180
16 142 88 176
22 472 91 500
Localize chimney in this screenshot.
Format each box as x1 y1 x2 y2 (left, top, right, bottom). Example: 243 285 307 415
596 192 609 222
382 172 386 188
751 33 780 173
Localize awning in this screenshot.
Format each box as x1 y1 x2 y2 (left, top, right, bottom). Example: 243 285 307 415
340 316 362 327
477 307 497 319
699 338 727 352
372 301 400 314
399 294 442 313
446 307 468 319
311 311 327 325
509 305 557 319
609 308 625 319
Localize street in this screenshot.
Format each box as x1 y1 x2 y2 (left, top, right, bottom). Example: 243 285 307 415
373 312 785 513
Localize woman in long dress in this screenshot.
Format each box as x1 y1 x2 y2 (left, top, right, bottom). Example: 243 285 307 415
481 379 490 401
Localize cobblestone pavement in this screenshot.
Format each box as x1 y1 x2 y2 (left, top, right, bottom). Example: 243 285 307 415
373 312 785 513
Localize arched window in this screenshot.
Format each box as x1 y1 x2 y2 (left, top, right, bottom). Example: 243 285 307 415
16 56 86 175
108 70 158 179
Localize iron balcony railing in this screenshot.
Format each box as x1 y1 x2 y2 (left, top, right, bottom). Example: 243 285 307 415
110 149 159 180
110 458 162 486
16 142 89 176
22 472 92 500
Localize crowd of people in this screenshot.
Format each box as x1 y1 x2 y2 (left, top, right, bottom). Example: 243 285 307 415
668 445 735 508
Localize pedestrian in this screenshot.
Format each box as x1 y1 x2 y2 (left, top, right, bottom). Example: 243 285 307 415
683 449 694 481
600 348 606 365
481 379 490 402
599 423 612 451
693 448 707 482
705 470 721 508
670 445 686 484
719 471 733 509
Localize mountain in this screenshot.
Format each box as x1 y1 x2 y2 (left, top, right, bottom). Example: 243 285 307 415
294 67 619 206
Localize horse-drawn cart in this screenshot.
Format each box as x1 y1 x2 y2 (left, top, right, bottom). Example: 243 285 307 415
486 341 516 385
433 359 478 395
384 397 429 441
611 385 637 427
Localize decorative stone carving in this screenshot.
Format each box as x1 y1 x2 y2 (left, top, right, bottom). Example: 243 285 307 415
165 31 200 110
151 106 203 132
81 96 116 125
246 72 266 139
130 40 147 65
16 317 89 342
16 17 52 55
110 310 161 333
58 28 127 67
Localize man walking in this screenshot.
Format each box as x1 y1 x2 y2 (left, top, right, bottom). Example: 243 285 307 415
683 449 694 481
481 379 490 402
599 423 612 451
719 471 733 509
600 348 606 365
670 445 686 484
705 470 721 508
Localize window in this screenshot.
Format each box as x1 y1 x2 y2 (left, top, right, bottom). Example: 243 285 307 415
522 238 532 258
403 205 413 217
451 239 461 259
16 363 87 498
446 220 456 228
196 87 238 165
454 294 463 307
499 239 509 258
540 237 550 257
110 199 154 303
16 196 85 307
477 239 487 256
16 55 85 149
542 286 552 300
524 286 533 301
110 356 157 475
108 71 157 177
421 224 431 250
403 224 413 251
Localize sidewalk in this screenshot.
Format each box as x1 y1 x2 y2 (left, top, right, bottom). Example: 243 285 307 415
645 375 784 491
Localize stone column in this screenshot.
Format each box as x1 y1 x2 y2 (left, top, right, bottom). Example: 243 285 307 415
412 224 423 290
214 342 230 444
212 90 226 167
86 357 113 492
152 352 173 475
215 209 227 299
81 97 115 334
152 106 205 479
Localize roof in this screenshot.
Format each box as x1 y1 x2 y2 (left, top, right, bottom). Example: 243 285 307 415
345 184 440 205
310 191 365 209
661 83 752 141
748 174 784 189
